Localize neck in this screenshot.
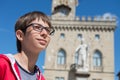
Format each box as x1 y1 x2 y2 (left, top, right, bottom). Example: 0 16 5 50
14 51 40 73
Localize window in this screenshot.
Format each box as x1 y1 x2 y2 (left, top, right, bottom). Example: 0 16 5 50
60 33 65 39
77 34 82 40
57 49 66 64
55 77 64 80
60 9 67 16
95 34 100 40
75 52 79 64
93 50 102 66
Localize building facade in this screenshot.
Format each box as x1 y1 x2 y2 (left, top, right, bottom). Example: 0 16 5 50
44 0 116 80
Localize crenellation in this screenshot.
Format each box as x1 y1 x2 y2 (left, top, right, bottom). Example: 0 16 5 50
81 16 86 21
74 16 116 22
112 16 116 21
75 16 80 20
87 16 92 21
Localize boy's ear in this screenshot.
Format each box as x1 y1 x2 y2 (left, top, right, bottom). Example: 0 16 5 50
16 30 24 41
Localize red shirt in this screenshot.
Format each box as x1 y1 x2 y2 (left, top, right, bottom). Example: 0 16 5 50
0 54 45 80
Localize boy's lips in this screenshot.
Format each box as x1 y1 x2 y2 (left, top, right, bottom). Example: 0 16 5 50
37 39 47 45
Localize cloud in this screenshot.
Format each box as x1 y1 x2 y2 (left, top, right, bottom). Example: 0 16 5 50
115 17 120 28
96 13 116 20
103 13 120 28
103 13 116 20
95 13 119 27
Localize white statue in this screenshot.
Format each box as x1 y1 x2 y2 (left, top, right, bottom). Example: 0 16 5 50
76 39 88 69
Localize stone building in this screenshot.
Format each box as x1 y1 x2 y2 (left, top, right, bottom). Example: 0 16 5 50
44 0 116 80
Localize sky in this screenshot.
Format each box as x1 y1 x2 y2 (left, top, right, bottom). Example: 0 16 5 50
0 0 120 80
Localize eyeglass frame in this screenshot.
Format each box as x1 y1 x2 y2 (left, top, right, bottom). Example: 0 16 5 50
24 23 55 36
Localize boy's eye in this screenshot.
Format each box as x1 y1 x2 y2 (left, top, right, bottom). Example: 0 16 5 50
34 25 42 30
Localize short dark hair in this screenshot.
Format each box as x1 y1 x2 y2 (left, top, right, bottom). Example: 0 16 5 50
15 11 51 52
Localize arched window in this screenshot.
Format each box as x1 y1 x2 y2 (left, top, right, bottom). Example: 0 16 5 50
75 52 79 64
93 50 102 66
57 49 66 64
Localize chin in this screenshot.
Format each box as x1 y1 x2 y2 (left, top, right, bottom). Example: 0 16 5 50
39 45 47 50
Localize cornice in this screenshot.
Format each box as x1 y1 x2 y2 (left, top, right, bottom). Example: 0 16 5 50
51 20 116 31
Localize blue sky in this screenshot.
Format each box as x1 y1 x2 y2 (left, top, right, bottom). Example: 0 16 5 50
0 0 120 80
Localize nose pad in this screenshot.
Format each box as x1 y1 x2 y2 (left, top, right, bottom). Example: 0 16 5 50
40 28 48 38
41 28 48 34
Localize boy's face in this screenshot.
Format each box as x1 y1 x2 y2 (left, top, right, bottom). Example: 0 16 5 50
17 18 51 53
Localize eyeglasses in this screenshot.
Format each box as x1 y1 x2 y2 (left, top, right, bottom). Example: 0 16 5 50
26 23 55 35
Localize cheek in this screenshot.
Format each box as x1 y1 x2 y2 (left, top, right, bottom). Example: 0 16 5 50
25 33 36 43
47 37 51 43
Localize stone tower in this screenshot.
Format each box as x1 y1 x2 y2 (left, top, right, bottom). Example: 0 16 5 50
44 0 116 80
51 0 78 20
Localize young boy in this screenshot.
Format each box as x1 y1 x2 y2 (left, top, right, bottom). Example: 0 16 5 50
0 11 55 80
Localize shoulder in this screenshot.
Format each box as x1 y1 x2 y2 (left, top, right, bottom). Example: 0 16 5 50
0 54 10 63
0 54 16 68
0 54 11 76
0 54 11 67
0 54 18 80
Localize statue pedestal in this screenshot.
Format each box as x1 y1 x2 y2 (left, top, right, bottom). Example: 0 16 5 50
77 67 89 72
75 68 90 78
